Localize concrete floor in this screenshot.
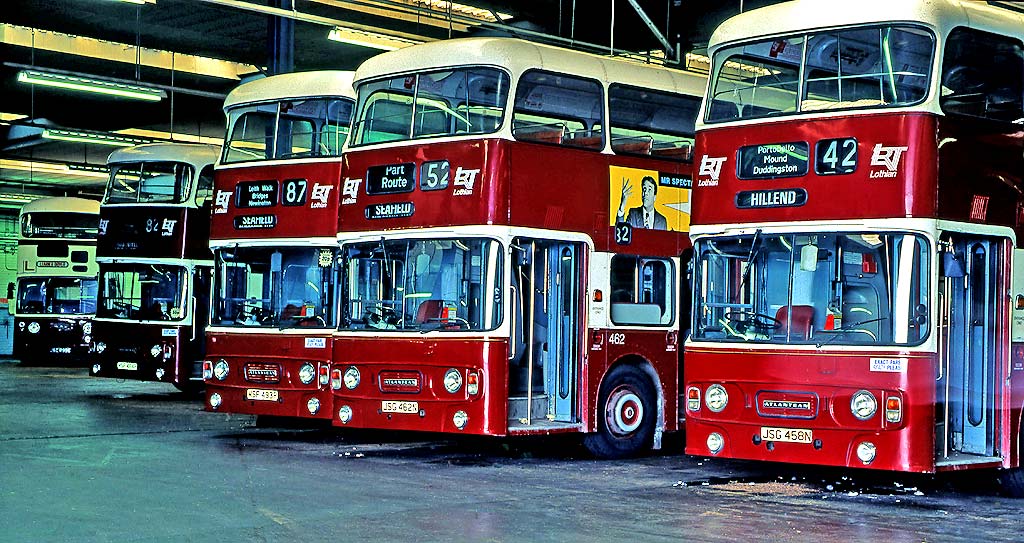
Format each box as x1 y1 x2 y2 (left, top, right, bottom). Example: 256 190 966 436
1 362 1022 542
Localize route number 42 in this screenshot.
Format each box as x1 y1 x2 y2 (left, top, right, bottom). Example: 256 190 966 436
815 137 857 175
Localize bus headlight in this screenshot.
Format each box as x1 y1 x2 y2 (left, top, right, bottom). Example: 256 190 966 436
343 367 360 389
81 322 92 335
209 392 222 409
338 405 353 424
705 384 728 412
443 368 463 393
707 432 724 454
850 390 877 420
306 397 321 415
95 342 107 354
27 322 40 334
453 410 468 430
856 441 876 464
213 359 229 381
298 363 316 385
150 345 162 358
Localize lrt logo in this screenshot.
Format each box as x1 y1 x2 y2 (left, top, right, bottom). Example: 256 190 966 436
310 182 332 209
341 177 361 205
161 219 178 237
98 219 109 236
214 190 232 214
697 155 726 187
869 143 908 179
452 167 480 196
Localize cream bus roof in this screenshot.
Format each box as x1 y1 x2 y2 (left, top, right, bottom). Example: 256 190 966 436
106 143 220 171
709 0 1024 52
354 37 706 97
19 196 99 216
223 71 356 111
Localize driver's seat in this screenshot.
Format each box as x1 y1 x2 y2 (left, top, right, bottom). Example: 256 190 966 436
775 305 814 340
416 299 443 324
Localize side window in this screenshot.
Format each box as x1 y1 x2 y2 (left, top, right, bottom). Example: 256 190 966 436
195 165 214 206
609 84 698 161
609 255 674 326
512 70 604 149
941 28 1024 122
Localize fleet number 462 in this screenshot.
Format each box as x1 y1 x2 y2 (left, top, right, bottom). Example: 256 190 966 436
608 333 626 345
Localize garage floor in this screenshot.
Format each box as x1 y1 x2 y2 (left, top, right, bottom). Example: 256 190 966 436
1 363 1021 542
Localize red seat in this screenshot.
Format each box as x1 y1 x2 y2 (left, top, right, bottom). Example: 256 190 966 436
775 305 814 340
416 300 443 324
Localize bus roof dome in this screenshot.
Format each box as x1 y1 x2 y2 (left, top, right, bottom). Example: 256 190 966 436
105 143 220 171
353 37 706 97
709 0 1022 52
223 71 356 111
19 196 99 215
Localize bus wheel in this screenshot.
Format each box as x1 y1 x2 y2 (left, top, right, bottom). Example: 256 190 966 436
998 468 1024 497
583 365 656 459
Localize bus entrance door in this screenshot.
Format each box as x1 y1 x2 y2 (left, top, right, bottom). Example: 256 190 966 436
938 236 1001 462
544 243 579 423
510 239 580 426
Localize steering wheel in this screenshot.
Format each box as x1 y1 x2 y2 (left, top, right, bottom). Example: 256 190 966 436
364 305 399 329
721 310 780 339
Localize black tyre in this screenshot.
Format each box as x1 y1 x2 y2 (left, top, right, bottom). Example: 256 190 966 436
998 468 1024 498
583 364 657 459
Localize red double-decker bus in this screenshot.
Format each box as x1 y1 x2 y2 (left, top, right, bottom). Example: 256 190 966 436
683 0 1024 491
89 143 218 393
203 71 355 421
330 38 704 457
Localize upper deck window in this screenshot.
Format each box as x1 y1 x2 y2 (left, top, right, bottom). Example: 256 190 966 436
692 231 929 346
20 212 98 239
105 161 194 204
512 70 603 149
706 25 933 123
940 28 1023 123
351 67 509 146
222 97 354 163
609 84 698 160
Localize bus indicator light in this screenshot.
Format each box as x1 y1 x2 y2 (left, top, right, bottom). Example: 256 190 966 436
687 386 701 412
885 396 902 423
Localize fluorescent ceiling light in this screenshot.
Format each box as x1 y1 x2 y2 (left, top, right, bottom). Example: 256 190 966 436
18 69 166 102
1 159 109 179
327 27 422 51
41 128 153 147
0 193 36 204
2 23 252 80
110 0 157 4
406 0 511 22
